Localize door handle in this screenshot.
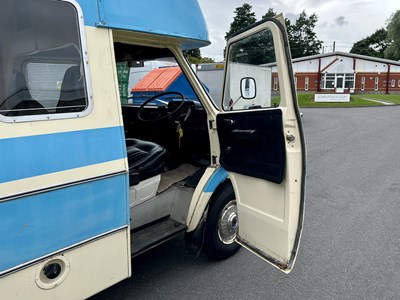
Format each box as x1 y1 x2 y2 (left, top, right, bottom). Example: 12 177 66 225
223 119 235 126
232 129 259 140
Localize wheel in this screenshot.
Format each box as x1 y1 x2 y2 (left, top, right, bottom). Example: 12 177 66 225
203 184 241 260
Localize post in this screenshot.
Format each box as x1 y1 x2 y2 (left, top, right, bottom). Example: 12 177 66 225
317 58 321 92
386 64 391 94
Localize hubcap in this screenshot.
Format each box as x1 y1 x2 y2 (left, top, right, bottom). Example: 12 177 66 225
218 200 238 244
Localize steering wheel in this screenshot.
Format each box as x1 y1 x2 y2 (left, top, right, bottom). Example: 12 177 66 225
137 91 186 122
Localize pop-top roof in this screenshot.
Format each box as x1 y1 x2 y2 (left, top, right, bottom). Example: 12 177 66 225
132 67 182 92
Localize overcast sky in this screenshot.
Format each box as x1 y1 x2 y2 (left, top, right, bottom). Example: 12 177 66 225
197 0 399 61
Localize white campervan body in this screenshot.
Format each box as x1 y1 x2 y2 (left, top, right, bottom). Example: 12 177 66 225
0 1 306 299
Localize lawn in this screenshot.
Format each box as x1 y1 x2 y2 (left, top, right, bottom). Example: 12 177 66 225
351 93 400 104
296 93 394 108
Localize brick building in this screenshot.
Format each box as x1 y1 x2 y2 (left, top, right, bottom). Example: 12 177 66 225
271 51 400 94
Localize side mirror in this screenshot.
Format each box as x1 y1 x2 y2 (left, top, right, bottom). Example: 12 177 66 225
240 77 256 99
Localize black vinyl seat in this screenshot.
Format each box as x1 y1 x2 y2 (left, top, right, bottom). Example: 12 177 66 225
1 71 47 116
57 65 87 113
126 138 167 186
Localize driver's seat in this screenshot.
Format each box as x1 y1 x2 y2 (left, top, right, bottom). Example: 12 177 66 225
126 138 167 186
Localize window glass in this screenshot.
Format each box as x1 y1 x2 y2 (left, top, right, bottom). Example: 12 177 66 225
0 0 87 118
344 74 355 89
127 58 201 106
273 77 278 91
223 27 280 110
323 74 335 89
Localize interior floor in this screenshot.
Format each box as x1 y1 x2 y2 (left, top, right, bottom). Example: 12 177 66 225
158 163 200 193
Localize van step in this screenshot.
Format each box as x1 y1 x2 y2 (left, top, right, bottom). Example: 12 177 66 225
131 218 186 257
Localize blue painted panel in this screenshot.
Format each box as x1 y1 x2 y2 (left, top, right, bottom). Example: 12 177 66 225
0 126 126 184
0 174 129 273
203 167 228 193
75 0 100 27
76 0 210 49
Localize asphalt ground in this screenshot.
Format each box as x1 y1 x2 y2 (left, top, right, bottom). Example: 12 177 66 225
92 106 400 300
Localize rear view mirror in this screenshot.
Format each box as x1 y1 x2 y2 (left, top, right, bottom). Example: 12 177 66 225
240 77 256 99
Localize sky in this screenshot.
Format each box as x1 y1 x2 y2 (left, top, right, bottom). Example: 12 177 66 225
197 0 399 62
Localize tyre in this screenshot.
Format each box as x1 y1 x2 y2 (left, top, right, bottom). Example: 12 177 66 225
203 184 241 260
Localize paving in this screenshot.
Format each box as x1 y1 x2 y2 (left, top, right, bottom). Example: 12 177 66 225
92 106 400 300
362 98 396 105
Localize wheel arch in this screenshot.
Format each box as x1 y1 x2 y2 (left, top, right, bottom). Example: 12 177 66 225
186 167 233 232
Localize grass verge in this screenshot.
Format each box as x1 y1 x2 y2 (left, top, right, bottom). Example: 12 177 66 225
351 93 400 104
297 93 386 108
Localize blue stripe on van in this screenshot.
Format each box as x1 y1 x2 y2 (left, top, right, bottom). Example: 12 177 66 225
203 167 228 193
0 126 126 184
0 174 129 273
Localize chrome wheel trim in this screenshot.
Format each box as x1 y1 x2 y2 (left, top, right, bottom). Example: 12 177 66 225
217 200 238 244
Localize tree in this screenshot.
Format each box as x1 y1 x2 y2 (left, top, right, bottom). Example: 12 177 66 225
262 8 277 19
184 48 215 64
225 6 322 61
261 9 322 59
350 28 388 58
185 49 201 59
225 3 256 41
287 11 323 58
385 10 400 60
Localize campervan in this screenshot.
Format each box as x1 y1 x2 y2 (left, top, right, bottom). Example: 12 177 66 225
0 1 306 298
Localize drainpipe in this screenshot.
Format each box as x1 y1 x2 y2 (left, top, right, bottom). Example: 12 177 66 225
386 64 391 94
353 58 356 92
317 58 321 92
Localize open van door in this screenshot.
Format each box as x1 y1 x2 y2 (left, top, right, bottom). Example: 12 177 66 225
216 17 306 273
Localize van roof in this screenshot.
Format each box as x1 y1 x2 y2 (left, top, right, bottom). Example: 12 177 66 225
76 0 210 50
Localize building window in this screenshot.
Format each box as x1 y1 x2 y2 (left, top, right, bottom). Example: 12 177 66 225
321 73 354 90
294 76 297 89
305 77 309 91
344 74 355 89
398 79 400 88
375 77 379 91
273 77 278 91
321 74 335 90
391 79 396 88
361 77 365 91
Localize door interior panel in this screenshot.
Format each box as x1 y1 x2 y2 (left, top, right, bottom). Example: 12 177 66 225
217 109 285 184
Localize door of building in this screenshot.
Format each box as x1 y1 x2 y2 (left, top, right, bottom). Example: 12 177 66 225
335 76 345 93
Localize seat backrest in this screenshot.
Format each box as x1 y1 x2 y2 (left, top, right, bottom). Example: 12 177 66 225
56 65 86 113
1 71 47 116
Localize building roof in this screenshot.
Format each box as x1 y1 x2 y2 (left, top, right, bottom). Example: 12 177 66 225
132 67 182 92
292 51 400 66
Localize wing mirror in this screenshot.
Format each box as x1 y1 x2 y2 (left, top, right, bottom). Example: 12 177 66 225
240 77 256 99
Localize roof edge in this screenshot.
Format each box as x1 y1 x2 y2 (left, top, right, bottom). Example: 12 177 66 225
292 51 400 66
